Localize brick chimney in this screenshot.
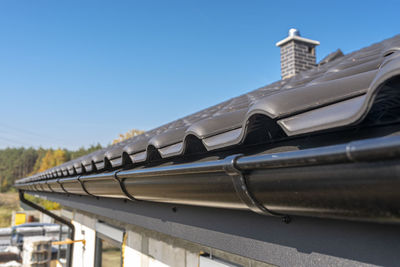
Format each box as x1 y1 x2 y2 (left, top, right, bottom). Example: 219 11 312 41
276 29 320 79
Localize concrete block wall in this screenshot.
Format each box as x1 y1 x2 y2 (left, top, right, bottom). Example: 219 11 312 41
67 210 274 267
124 230 193 267
123 226 274 267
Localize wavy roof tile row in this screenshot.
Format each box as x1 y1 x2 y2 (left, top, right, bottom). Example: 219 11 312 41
16 34 400 184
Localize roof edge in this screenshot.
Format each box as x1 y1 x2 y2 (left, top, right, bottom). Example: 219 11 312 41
276 35 320 47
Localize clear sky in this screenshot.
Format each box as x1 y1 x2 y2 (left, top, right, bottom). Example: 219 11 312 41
0 0 399 149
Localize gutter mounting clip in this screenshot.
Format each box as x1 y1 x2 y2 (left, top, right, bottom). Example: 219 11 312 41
114 171 137 201
77 176 96 198
223 154 291 223
57 178 69 195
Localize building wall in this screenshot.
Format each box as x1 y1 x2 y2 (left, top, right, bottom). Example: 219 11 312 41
66 210 273 267
123 226 273 267
124 229 197 267
71 214 96 267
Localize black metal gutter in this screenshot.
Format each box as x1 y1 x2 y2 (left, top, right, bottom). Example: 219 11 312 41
16 135 400 223
19 191 74 267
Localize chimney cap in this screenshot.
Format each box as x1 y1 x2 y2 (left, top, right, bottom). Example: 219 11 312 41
288 28 300 37
276 29 320 47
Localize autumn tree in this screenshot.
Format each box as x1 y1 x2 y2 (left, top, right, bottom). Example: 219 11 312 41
30 148 47 175
67 144 102 160
38 149 66 172
0 145 102 192
112 129 144 144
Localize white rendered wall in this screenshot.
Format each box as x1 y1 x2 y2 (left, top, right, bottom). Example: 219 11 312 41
71 216 96 267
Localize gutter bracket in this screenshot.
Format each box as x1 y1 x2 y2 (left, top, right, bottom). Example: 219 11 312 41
224 154 291 223
77 176 96 197
46 180 55 193
57 179 70 195
114 171 137 201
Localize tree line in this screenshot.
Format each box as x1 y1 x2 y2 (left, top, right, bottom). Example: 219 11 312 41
0 144 102 192
0 128 144 192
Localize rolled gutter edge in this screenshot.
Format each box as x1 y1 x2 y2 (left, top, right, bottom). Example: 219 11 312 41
17 135 400 224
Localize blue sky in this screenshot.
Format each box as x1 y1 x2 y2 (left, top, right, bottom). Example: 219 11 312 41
0 0 399 149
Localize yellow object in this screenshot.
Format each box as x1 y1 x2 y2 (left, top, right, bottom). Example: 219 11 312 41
122 232 127 267
14 213 26 226
50 259 62 267
52 238 86 246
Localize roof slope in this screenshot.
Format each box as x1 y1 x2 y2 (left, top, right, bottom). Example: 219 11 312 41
18 34 400 183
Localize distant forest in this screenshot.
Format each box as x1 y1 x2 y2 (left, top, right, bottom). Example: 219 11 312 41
0 144 102 192
0 129 144 192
